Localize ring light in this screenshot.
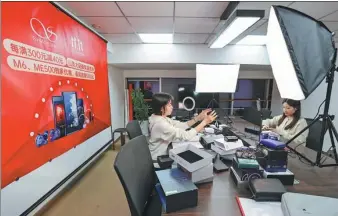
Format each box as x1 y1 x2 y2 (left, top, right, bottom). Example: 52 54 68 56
182 97 195 111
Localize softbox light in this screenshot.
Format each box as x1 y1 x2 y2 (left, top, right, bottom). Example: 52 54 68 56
266 5 335 100
195 64 240 93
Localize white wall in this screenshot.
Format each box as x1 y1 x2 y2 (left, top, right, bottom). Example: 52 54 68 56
124 69 273 79
108 65 126 130
109 44 270 65
270 77 338 151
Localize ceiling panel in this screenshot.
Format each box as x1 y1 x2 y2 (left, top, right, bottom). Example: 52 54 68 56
79 17 134 34
102 34 141 44
250 20 268 35
175 2 229 17
205 34 216 44
175 18 219 33
321 10 338 21
59 2 123 16
322 21 338 32
289 2 338 19
117 2 174 16
238 1 291 19
174 34 210 43
128 17 173 33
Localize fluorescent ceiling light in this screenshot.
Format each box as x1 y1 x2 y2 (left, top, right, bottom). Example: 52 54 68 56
209 10 264 49
195 64 240 93
236 35 266 45
138 33 173 44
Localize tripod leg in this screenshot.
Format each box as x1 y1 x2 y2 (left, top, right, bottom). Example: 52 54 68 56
328 119 338 163
327 125 338 163
316 117 329 165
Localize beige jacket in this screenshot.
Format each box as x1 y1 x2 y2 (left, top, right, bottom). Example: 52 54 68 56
262 115 309 145
148 114 198 160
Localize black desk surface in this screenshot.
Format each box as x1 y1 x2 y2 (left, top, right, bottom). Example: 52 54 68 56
164 117 338 216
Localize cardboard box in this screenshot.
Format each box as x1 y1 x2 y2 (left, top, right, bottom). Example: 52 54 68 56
155 168 198 213
178 163 214 184
169 144 213 173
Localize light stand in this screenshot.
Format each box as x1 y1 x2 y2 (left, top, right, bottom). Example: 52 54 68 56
285 48 338 167
206 93 233 125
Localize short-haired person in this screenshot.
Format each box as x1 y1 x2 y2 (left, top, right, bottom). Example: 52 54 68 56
148 92 217 162
262 99 308 145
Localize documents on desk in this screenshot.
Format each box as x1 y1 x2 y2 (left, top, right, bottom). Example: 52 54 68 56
236 197 284 216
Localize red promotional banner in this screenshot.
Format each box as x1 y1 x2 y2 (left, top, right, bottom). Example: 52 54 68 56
1 2 111 188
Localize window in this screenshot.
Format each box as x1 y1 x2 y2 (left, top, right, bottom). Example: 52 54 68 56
233 79 270 108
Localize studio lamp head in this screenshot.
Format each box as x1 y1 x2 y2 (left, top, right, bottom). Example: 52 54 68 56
266 5 338 168
266 5 336 100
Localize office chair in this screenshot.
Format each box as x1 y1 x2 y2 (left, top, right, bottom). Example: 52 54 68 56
114 135 162 216
126 120 143 139
304 118 327 152
261 108 272 120
112 120 144 150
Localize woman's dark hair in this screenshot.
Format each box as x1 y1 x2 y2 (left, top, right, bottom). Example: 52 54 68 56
152 93 174 115
277 99 301 130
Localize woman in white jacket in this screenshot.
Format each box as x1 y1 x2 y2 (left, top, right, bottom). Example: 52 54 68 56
262 99 308 145
148 92 217 161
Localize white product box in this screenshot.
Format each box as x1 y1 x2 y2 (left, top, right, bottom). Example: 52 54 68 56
169 144 213 173
211 144 236 161
214 138 244 151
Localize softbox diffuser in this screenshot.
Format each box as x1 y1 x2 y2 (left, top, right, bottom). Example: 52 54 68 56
195 64 240 93
266 5 335 100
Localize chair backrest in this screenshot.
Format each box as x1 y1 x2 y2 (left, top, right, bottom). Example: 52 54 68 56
304 118 327 152
261 109 272 120
114 135 156 216
126 120 143 139
242 107 262 126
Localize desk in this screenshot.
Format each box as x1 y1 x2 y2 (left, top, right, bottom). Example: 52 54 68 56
164 117 338 216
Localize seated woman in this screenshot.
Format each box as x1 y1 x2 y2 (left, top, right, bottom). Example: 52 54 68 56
262 99 308 145
148 92 217 162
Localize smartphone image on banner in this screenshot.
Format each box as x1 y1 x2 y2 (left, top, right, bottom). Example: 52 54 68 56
88 110 93 122
77 98 85 129
62 92 80 135
52 96 66 138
